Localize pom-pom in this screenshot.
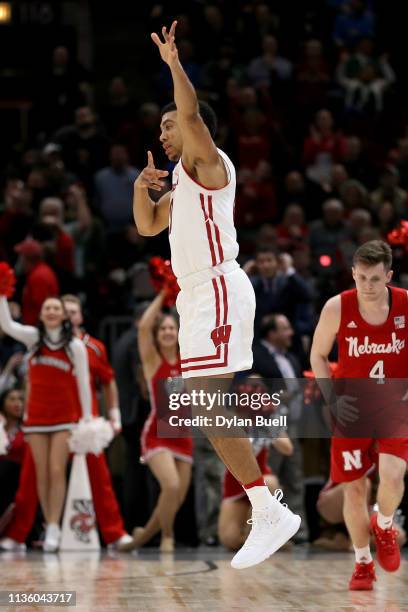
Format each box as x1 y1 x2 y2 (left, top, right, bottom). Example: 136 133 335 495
387 221 408 251
0 262 16 298
148 256 180 307
0 421 9 455
68 417 114 456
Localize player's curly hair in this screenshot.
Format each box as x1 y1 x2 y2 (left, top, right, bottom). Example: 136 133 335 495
161 100 217 138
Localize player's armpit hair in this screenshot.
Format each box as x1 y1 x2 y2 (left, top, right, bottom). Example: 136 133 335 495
161 100 217 138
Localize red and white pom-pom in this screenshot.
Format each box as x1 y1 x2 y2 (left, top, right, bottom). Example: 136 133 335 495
387 221 408 252
149 256 180 307
68 417 114 456
0 262 16 298
0 420 9 455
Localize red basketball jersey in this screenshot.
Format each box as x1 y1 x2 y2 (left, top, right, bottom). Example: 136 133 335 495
336 286 408 379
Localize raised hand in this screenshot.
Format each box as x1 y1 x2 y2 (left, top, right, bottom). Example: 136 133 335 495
151 20 178 66
135 151 169 192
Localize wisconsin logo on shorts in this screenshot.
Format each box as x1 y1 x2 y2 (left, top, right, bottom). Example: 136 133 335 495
211 324 232 348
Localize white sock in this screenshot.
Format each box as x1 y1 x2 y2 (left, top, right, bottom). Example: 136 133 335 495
354 545 372 564
377 512 393 530
244 485 276 511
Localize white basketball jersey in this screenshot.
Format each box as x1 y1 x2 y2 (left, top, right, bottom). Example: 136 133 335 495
169 148 239 279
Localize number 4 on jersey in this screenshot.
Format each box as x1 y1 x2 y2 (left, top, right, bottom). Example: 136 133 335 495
369 360 384 380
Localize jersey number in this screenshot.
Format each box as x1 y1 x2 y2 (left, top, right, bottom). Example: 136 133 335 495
369 360 384 379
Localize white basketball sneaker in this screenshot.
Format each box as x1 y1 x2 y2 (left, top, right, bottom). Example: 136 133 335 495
43 523 61 553
231 490 301 570
0 537 26 552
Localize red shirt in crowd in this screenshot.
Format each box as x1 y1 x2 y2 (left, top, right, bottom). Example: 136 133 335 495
22 262 59 325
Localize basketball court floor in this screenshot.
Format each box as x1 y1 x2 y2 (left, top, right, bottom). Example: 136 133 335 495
1 547 407 611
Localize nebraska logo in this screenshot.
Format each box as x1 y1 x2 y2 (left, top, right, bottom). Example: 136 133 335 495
211 325 232 348
346 332 405 358
342 449 362 471
70 500 95 543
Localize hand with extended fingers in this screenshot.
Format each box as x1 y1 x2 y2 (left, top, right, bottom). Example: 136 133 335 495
135 151 169 192
151 20 179 67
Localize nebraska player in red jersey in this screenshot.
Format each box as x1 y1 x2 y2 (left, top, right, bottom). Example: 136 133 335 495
127 290 192 553
311 240 408 590
133 20 300 568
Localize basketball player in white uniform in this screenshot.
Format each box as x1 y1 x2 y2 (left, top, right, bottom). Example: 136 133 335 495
133 21 300 568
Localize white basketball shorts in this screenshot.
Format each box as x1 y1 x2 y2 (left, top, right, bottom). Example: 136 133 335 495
176 261 255 378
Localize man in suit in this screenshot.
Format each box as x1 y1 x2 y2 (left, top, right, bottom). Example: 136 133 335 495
252 313 308 542
245 249 313 346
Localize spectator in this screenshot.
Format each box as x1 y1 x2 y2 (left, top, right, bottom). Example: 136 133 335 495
336 38 395 84
0 180 33 262
53 106 110 191
0 352 25 394
118 103 163 170
303 110 347 185
247 35 292 89
333 0 375 47
41 143 78 196
339 61 394 115
339 178 368 211
276 204 309 253
375 200 400 238
392 138 408 189
370 165 408 217
252 314 308 542
13 239 59 325
295 40 331 112
342 136 376 188
235 162 278 229
35 45 91 135
322 164 349 198
94 144 140 232
63 184 106 289
0 388 26 520
244 248 313 336
102 77 136 138
38 197 75 274
309 199 350 264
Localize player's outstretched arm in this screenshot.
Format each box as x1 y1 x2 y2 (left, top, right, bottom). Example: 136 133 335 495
151 22 221 175
133 151 170 236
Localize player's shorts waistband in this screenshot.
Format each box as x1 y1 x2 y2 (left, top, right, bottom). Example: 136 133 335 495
177 260 239 290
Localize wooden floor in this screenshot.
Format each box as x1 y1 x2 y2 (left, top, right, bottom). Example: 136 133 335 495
0 547 407 611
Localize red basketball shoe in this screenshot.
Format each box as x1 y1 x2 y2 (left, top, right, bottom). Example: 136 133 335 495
370 513 400 572
349 561 376 590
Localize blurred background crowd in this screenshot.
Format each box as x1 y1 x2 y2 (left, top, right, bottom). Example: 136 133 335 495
1 0 408 549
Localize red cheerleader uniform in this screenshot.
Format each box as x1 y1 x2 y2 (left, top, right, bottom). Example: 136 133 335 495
23 345 82 433
141 357 193 464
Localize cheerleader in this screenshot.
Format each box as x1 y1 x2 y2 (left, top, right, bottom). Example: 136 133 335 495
125 290 192 552
0 267 92 552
